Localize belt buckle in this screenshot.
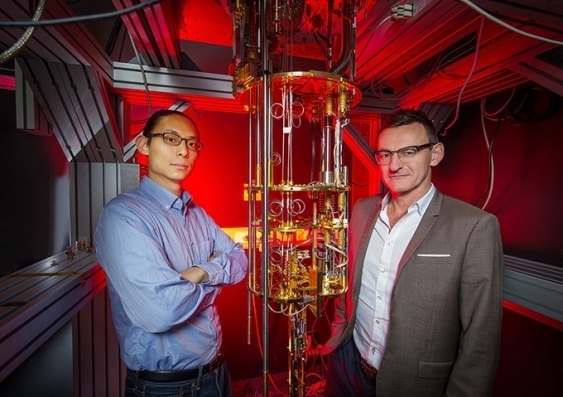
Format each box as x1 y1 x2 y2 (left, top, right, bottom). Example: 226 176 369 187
208 353 222 374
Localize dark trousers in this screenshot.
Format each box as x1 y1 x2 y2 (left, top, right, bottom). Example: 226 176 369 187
324 338 376 397
124 360 232 397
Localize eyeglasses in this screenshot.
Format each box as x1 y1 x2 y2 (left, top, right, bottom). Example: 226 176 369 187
149 132 204 152
374 143 435 165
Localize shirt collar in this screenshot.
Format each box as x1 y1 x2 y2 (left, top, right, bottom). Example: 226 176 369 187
381 184 436 216
416 184 436 216
140 177 193 211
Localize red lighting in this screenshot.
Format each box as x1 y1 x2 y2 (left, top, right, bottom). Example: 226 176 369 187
503 300 563 332
0 75 15 91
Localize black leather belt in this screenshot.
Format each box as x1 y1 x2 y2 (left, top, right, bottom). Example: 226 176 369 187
360 357 378 380
135 354 223 382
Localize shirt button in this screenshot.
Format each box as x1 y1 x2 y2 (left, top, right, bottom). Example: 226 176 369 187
375 320 380 324
380 268 385 273
377 296 382 300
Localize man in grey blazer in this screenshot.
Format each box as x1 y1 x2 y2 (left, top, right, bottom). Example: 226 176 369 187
322 109 504 397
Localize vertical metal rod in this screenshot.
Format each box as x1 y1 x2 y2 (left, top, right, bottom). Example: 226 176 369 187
247 91 253 346
323 98 334 184
288 303 306 396
350 2 357 82
260 0 270 395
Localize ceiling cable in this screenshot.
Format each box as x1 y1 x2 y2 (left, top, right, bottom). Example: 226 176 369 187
458 0 563 46
0 0 46 64
442 15 485 136
128 33 152 116
0 0 163 28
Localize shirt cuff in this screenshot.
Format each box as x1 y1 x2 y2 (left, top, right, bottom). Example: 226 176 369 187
195 262 225 285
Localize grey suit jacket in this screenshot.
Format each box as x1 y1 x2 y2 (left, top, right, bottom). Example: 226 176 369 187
322 190 504 397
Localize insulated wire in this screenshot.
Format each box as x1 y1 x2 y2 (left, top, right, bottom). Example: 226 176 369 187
128 32 152 116
478 99 498 211
0 0 46 64
0 0 163 27
355 15 392 62
458 0 563 46
442 16 485 136
483 87 516 119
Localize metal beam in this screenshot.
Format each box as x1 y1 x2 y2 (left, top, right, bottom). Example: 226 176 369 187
17 59 121 163
113 0 181 68
503 254 563 323
112 62 234 98
344 123 379 175
0 251 105 383
510 56 563 97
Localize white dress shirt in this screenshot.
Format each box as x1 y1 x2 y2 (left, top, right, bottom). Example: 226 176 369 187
353 185 436 369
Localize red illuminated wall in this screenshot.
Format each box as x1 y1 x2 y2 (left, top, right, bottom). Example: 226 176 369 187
179 110 249 227
433 91 563 268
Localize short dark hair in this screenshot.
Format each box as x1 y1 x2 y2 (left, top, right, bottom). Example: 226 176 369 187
380 109 439 144
142 109 198 140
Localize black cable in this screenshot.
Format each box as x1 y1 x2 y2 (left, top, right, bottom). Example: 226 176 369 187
487 9 563 37
0 0 163 27
505 85 562 126
105 17 123 55
312 32 330 60
118 25 127 62
503 86 528 126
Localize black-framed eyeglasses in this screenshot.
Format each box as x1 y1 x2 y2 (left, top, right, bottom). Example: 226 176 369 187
149 132 204 152
374 143 435 165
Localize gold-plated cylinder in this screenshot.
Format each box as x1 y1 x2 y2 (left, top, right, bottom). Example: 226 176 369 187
338 192 345 211
255 164 262 187
268 159 273 188
324 228 331 245
325 94 333 116
338 84 347 116
338 229 345 248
